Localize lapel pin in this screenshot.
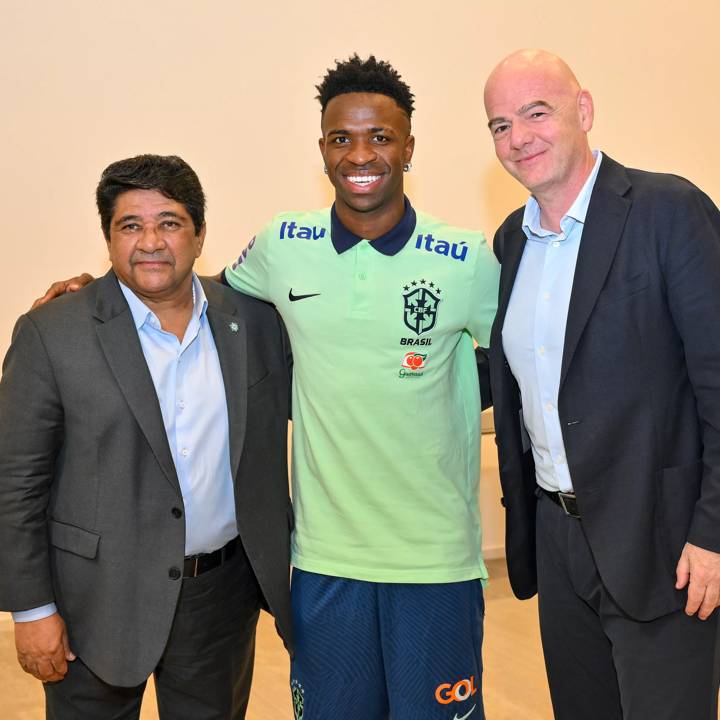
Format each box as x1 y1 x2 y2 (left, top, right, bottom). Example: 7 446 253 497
229 322 239 333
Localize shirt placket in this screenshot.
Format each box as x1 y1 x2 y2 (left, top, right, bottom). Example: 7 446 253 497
349 241 374 317
174 316 202 493
535 235 571 491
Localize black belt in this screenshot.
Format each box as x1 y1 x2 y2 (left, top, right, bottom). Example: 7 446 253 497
539 487 580 519
183 536 238 577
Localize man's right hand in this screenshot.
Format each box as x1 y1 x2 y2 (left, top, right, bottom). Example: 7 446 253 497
15 613 76 682
31 273 95 309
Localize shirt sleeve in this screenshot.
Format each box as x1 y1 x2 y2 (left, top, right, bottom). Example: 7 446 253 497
466 233 500 346
13 603 57 622
224 218 275 302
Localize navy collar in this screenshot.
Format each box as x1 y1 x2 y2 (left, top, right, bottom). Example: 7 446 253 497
330 197 417 256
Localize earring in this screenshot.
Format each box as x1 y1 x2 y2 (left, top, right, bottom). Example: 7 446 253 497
403 162 412 172
323 166 328 174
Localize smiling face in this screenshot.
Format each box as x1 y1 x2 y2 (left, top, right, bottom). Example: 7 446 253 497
107 189 204 304
319 92 414 234
484 51 594 206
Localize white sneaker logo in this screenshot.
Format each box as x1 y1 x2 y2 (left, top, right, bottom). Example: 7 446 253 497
453 705 477 720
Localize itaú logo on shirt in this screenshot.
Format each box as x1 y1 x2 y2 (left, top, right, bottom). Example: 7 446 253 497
435 675 478 704
415 234 469 262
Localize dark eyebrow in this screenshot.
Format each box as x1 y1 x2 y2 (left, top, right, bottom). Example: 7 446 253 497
518 100 553 114
114 213 143 226
326 126 394 136
487 116 508 129
113 211 183 226
487 101 554 129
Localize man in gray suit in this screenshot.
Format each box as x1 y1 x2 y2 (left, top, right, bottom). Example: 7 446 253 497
0 155 293 719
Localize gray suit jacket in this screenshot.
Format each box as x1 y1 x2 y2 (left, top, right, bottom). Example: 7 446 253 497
0 270 293 686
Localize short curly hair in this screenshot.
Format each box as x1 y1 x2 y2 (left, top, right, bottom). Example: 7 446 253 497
316 54 415 118
96 154 205 240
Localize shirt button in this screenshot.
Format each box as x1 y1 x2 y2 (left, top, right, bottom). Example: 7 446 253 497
171 507 183 519
538 346 546 356
169 567 181 580
179 400 186 409
358 273 367 280
555 454 565 464
543 292 550 300
181 448 189 457
545 402 554 412
552 241 560 248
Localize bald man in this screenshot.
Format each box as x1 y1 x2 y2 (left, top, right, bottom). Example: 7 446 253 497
484 50 720 719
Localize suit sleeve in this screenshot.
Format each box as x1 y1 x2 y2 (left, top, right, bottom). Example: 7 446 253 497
278 311 293 420
492 225 505 263
0 315 63 611
663 188 720 551
224 219 275 303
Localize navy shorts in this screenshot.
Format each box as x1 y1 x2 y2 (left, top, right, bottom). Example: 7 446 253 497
289 569 485 720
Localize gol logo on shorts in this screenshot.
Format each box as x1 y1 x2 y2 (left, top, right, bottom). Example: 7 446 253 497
434 675 478 704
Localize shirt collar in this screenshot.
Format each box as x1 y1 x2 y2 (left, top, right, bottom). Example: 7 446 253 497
330 196 417 256
522 150 603 241
118 272 207 330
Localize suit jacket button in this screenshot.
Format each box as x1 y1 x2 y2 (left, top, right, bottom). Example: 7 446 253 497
171 507 183 519
169 567 181 580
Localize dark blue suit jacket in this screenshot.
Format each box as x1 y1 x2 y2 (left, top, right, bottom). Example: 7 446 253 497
490 154 720 620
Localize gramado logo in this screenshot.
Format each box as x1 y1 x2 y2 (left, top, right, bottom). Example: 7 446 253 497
399 352 427 378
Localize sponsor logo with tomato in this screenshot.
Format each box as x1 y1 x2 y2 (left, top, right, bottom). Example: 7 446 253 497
399 352 427 379
402 352 427 370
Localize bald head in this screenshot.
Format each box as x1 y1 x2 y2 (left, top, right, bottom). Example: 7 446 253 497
484 49 582 110
483 49 595 215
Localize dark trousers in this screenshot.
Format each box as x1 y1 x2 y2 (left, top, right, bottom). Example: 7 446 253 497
536 492 720 720
44 545 261 720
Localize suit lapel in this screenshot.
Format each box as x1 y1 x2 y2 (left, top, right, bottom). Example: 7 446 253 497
93 271 181 496
491 222 527 429
496 225 528 333
202 280 248 482
559 156 631 389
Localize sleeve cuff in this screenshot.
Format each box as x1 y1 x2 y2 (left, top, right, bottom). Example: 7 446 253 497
12 603 57 622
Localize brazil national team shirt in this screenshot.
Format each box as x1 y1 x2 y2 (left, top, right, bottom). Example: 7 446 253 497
225 199 500 583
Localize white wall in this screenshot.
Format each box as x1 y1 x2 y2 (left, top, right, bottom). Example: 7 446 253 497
2 0 718 556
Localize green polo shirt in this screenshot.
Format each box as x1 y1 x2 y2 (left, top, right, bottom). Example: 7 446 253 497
225 200 499 582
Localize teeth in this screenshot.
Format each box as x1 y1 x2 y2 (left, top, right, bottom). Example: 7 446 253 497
347 175 380 185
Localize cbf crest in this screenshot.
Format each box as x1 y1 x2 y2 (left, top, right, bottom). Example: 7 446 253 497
403 279 441 335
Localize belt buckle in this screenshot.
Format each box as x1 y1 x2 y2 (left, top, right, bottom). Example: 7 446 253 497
558 491 580 519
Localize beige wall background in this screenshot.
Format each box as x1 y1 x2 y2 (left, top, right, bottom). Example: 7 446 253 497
1 0 717 555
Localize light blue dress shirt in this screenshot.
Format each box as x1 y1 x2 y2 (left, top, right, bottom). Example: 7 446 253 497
14 274 237 622
502 151 603 493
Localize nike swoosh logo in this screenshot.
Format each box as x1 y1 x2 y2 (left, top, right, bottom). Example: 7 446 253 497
289 289 321 302
453 705 477 720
